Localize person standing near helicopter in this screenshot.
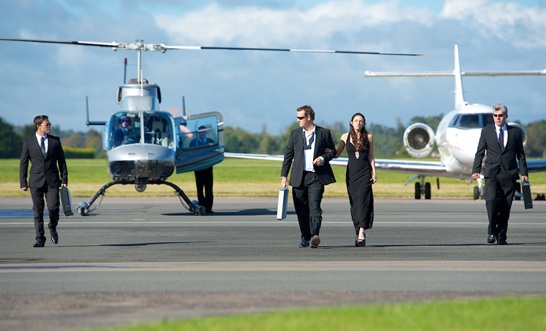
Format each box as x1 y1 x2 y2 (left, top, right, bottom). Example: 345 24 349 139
20 115 68 247
190 126 215 214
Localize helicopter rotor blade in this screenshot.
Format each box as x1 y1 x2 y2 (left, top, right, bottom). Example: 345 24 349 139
0 37 422 56
0 37 120 48
163 45 422 56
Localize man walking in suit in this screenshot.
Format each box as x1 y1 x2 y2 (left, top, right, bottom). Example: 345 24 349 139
281 105 337 248
189 126 215 214
20 115 68 247
472 104 528 245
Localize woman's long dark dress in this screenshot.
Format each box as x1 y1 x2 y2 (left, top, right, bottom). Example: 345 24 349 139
346 139 374 234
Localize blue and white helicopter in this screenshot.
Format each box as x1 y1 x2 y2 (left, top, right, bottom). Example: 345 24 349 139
0 37 420 215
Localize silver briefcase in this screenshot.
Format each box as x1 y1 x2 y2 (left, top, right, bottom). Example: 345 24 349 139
276 188 289 220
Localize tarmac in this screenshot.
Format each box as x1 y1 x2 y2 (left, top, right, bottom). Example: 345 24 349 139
1 197 545 330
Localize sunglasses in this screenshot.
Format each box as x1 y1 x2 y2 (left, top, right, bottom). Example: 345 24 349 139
493 114 505 118
42 123 51 127
296 116 307 120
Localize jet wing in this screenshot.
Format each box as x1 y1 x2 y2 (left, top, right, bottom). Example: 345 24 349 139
527 159 546 173
225 153 449 177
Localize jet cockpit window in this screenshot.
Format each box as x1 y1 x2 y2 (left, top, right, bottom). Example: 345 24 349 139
482 113 494 127
457 114 480 129
448 114 461 128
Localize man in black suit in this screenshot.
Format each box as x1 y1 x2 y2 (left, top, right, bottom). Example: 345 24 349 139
281 105 337 248
472 103 528 245
20 115 68 247
189 126 215 214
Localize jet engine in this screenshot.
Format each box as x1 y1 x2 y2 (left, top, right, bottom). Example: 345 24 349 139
403 123 435 158
507 122 528 147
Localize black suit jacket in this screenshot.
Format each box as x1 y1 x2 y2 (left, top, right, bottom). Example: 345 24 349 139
281 126 336 187
20 135 68 188
472 124 528 180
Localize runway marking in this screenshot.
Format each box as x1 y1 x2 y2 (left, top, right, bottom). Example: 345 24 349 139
1 261 546 273
1 221 545 226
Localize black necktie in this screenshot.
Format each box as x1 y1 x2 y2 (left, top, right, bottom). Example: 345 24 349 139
41 137 46 156
304 132 314 150
498 128 504 151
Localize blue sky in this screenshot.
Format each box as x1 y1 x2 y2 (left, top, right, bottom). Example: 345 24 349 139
1 0 545 135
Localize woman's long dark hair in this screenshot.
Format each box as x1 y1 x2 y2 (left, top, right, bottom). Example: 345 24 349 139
349 112 369 153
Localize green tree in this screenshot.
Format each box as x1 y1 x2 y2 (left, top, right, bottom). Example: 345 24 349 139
224 127 260 153
0 117 22 158
84 129 103 156
410 114 444 131
525 120 546 158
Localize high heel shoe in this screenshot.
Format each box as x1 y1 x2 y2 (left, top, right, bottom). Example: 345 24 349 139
356 233 366 247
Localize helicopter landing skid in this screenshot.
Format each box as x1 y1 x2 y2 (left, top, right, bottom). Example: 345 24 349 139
77 180 205 216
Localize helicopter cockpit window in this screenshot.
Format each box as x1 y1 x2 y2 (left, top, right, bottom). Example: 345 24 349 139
143 113 174 147
107 112 175 149
110 112 139 148
180 116 219 150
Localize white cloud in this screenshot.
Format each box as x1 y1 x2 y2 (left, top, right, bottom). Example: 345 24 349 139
154 0 434 47
442 0 546 48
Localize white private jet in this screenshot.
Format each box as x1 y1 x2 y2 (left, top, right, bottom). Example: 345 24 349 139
360 44 546 199
226 44 546 199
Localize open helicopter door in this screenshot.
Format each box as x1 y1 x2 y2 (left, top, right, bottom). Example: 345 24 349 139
175 111 224 174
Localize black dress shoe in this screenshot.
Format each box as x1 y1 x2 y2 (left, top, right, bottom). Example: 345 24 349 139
51 230 58 244
487 235 496 244
33 241 45 248
497 238 508 245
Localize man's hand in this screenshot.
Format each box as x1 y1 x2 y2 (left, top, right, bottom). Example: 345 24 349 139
471 173 480 180
313 157 324 166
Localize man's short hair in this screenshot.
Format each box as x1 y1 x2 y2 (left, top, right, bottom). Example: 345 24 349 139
297 105 315 120
33 115 49 128
493 103 508 115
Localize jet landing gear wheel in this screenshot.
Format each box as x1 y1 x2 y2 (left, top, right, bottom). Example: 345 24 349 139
415 182 432 199
424 182 431 200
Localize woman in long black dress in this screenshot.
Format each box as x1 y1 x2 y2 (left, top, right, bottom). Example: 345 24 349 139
334 113 376 247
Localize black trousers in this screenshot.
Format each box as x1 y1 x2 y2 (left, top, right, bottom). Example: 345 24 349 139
292 172 324 241
484 175 516 240
30 184 60 242
194 167 213 212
